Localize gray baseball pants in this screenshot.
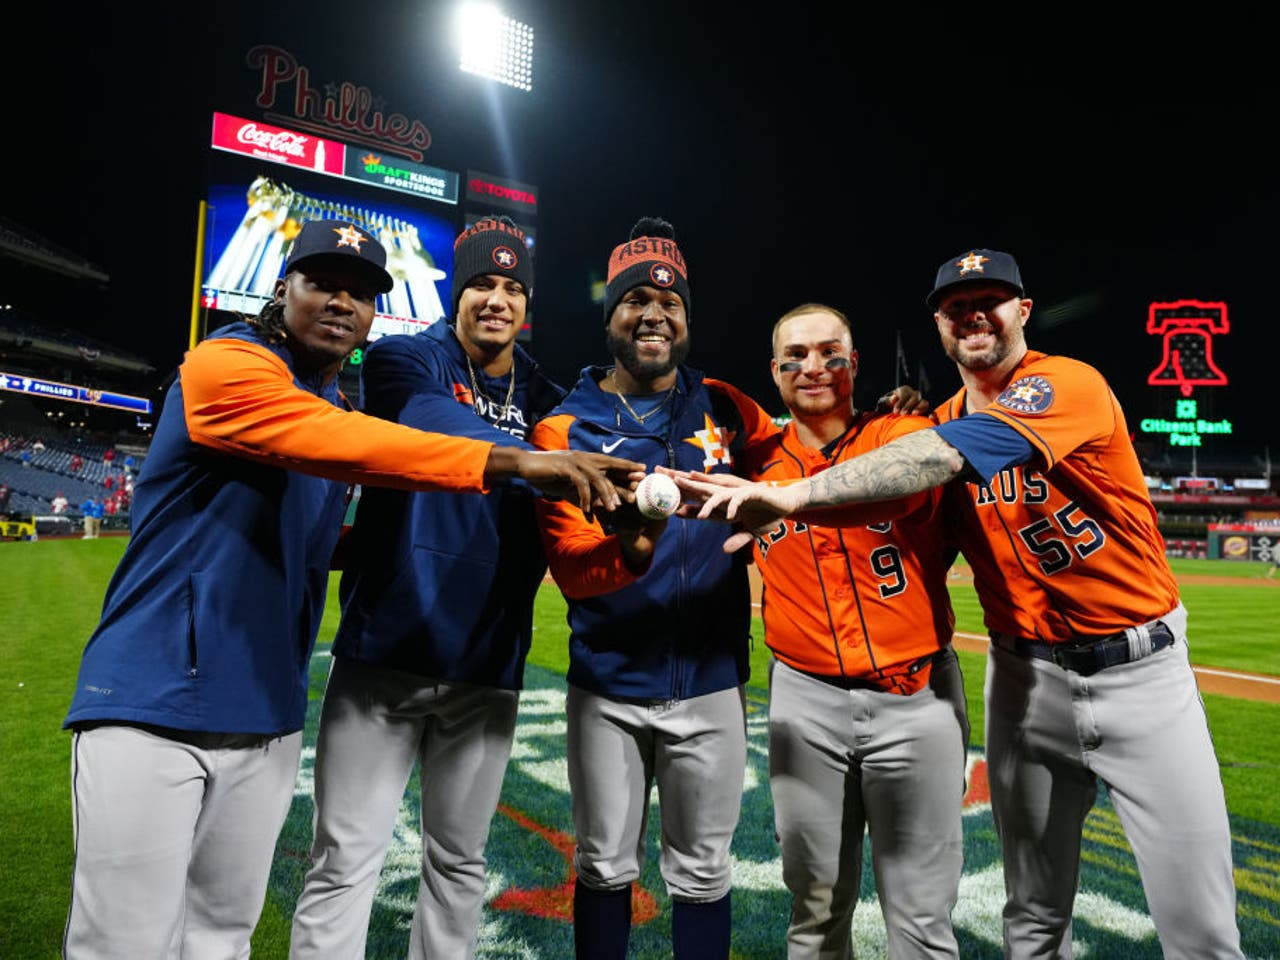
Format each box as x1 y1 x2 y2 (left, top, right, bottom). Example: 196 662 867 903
985 603 1243 959
769 650 969 959
65 723 302 959
566 683 746 901
289 656 518 960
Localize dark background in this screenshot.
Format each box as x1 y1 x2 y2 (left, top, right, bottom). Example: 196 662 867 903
4 3 1274 472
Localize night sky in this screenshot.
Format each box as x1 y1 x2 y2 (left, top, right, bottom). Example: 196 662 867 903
5 3 1275 473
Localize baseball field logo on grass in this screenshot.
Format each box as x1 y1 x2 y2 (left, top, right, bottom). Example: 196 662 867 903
266 657 1280 959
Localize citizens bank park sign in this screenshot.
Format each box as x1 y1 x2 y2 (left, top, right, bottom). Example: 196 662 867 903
239 45 537 216
1142 299 1233 448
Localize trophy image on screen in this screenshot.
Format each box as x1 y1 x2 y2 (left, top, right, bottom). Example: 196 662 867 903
206 176 448 323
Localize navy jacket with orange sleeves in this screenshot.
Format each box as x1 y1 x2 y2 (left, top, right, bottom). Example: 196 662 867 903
531 364 778 702
63 322 493 736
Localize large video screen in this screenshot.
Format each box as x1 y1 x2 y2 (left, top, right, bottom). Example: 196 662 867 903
202 139 460 342
201 113 540 348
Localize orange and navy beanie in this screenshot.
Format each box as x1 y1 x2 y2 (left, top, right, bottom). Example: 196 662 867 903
451 215 534 318
603 216 691 323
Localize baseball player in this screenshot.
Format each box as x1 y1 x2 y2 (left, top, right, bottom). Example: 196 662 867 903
289 216 584 958
530 217 781 959
61 219 639 960
745 303 968 958
674 248 1244 959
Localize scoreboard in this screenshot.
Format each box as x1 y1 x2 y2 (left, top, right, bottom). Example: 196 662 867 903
197 111 539 402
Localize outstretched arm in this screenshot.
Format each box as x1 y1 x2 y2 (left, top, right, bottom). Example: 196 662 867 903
486 447 644 516
673 428 964 534
806 428 963 508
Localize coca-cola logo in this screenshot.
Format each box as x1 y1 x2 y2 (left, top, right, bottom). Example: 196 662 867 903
237 123 308 157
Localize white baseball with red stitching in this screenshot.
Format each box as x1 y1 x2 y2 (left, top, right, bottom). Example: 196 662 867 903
636 472 680 519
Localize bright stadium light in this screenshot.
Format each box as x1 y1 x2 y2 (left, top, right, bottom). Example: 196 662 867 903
456 3 534 92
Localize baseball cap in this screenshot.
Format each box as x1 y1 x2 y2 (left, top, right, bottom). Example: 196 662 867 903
282 219 394 294
926 248 1024 309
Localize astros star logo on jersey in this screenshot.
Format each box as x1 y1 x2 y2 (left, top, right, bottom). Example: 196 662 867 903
493 246 518 269
333 225 366 252
956 252 988 275
683 414 736 470
996 375 1054 414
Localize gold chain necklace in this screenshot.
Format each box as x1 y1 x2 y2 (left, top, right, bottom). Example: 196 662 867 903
609 368 675 424
466 353 516 422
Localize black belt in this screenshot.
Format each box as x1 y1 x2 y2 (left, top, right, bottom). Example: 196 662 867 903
795 652 937 691
992 622 1175 676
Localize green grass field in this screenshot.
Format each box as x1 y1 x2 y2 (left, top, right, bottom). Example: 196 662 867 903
2 539 1277 958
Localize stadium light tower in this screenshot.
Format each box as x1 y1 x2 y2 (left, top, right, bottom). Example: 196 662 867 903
455 3 534 92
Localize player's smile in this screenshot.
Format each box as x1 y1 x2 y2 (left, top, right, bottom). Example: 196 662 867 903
957 319 997 349
634 328 672 355
477 312 513 331
277 267 377 380
771 310 857 420
607 283 689 386
934 283 1029 374
799 383 833 398
315 316 358 338
457 274 527 358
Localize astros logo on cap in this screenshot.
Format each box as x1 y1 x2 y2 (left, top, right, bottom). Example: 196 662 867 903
493 245 519 270
957 252 989 275
333 225 367 252
650 264 675 288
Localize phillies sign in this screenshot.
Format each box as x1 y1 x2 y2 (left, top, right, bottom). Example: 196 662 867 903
247 44 431 162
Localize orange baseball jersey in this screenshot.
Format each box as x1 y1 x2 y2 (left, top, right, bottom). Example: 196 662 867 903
934 350 1179 639
743 413 955 694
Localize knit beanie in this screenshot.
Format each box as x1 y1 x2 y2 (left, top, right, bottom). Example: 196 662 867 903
603 216 691 323
450 215 534 318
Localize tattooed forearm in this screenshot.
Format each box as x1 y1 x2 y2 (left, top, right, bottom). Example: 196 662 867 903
807 430 964 508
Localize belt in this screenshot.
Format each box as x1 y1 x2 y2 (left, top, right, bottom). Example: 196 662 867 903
992 622 1175 676
796 652 936 692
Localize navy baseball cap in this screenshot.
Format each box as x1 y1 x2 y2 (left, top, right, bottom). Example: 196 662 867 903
926 248 1024 309
283 219 394 294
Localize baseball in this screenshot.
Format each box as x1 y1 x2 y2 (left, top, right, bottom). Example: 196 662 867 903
636 472 681 519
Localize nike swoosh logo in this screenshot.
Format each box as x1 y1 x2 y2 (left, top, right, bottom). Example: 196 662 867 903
602 438 627 454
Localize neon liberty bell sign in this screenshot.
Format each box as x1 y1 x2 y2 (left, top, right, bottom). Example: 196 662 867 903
1141 300 1232 447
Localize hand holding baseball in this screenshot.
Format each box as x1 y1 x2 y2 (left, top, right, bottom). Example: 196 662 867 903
612 472 677 573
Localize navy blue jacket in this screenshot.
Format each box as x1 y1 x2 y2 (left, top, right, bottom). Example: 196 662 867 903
532 365 778 701
63 322 492 735
332 321 565 689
